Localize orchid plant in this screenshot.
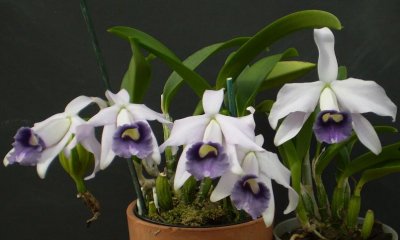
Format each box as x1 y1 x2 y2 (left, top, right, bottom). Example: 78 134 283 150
4 8 400 239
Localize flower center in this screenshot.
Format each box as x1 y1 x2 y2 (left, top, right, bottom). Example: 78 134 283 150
321 112 344 123
244 178 260 194
198 144 218 158
121 128 140 141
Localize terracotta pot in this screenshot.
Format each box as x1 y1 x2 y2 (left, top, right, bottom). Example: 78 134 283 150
273 218 398 240
126 201 273 240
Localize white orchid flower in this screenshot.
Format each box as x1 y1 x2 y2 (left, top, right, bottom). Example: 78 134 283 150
3 96 106 179
80 89 169 170
160 89 263 190
210 135 298 226
269 27 397 154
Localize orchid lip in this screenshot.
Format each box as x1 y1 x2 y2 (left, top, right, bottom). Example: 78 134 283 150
186 141 229 180
8 127 46 166
313 110 352 144
231 174 270 220
112 121 153 159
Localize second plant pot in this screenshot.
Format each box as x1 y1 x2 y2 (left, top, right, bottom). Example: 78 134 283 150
273 218 398 240
126 201 273 240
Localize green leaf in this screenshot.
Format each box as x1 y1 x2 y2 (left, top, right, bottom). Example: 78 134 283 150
255 99 274 113
259 61 315 91
162 37 250 113
343 142 400 178
216 10 342 88
356 160 400 192
337 66 347 80
108 26 211 98
316 126 397 175
235 48 298 116
278 140 302 191
121 38 152 103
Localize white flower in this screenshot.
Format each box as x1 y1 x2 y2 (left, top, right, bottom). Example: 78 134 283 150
160 89 263 190
4 96 106 178
268 27 397 154
80 89 169 170
210 135 298 227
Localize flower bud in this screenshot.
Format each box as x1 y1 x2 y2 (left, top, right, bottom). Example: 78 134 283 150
155 173 173 211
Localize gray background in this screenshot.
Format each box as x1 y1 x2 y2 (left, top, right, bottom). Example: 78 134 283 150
0 0 399 239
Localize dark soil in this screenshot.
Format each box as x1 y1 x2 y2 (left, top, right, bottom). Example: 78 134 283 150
280 222 393 240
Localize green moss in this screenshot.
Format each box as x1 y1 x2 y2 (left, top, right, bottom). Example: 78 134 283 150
147 197 250 227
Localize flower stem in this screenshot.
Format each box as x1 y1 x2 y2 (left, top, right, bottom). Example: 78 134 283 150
226 78 237 117
79 0 111 90
127 157 147 216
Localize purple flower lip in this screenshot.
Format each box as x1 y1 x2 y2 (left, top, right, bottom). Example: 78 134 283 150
8 127 46 166
112 121 153 159
186 141 229 180
313 110 352 144
231 174 270 220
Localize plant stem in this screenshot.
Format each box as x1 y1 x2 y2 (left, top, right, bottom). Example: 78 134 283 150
127 157 147 216
162 114 176 179
80 0 111 90
226 78 237 117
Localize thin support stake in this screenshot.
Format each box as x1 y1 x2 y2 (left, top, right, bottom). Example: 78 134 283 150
127 158 148 216
226 78 237 117
80 0 111 90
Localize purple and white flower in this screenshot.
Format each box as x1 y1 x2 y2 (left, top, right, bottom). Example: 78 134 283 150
79 89 169 170
230 174 271 220
313 110 353 144
186 141 229 180
4 96 105 178
160 89 263 190
210 135 298 226
268 27 397 154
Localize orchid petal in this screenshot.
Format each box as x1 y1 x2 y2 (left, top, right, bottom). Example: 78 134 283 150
260 176 274 227
64 96 107 115
216 115 262 151
203 120 223 143
352 113 382 155
116 108 134 126
160 115 209 152
87 105 119 127
274 112 311 146
319 87 339 111
314 27 338 83
100 124 117 170
226 144 244 174
242 152 259 176
210 171 239 202
268 81 324 129
239 107 256 131
32 113 65 131
202 89 224 115
81 133 102 180
105 89 130 105
257 151 298 214
331 78 397 120
255 134 264 147
127 104 169 124
3 149 13 166
173 145 192 190
36 130 73 178
35 118 71 147
148 130 161 165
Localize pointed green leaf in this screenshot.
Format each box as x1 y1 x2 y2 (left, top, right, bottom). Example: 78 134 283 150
295 112 315 161
163 37 250 113
316 126 398 175
259 61 315 91
235 48 298 116
121 38 152 103
216 10 342 88
108 26 211 98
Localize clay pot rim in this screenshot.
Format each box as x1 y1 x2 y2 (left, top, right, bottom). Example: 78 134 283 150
127 201 267 231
